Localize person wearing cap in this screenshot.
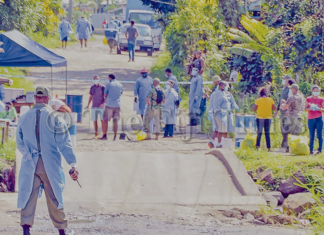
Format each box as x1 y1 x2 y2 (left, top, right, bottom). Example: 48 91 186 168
16 86 78 235
165 68 180 99
86 75 105 140
114 16 122 28
100 74 123 141
144 78 165 140
280 83 305 153
305 85 324 155
76 16 92 48
106 16 118 30
274 74 295 148
189 67 203 126
204 75 221 101
0 102 17 122
162 80 179 138
134 68 153 119
125 20 139 62
210 81 239 148
58 17 73 49
105 16 118 53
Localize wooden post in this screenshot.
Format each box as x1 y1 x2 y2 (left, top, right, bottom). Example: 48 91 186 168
1 121 9 145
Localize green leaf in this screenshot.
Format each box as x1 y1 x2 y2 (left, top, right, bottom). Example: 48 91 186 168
226 47 254 58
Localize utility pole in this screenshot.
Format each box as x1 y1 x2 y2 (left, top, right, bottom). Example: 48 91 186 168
106 0 109 14
68 0 73 23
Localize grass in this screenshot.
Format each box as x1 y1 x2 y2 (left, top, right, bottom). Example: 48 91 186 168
236 148 324 188
0 67 34 92
0 136 16 173
236 132 324 233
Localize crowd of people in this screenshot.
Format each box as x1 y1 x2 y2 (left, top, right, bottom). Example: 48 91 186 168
253 75 324 155
86 67 180 140
82 63 324 155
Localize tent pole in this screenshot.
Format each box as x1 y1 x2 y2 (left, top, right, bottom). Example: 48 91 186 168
51 67 53 96
65 66 67 96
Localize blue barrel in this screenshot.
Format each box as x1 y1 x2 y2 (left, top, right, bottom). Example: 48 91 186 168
66 95 83 123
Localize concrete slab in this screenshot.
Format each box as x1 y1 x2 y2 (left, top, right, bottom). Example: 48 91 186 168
60 152 265 209
207 149 264 198
12 151 264 213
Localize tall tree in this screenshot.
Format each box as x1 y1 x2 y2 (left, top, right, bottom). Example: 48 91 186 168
106 0 109 13
93 0 102 13
0 0 61 34
68 0 73 23
217 0 242 28
140 0 176 14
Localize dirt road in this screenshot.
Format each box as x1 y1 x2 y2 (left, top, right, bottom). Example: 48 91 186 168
0 37 308 234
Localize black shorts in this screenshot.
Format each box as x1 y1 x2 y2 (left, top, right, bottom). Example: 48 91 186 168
62 37 68 42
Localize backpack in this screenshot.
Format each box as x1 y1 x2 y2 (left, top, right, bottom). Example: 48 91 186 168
154 88 164 104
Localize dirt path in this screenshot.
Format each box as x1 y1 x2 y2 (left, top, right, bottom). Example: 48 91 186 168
0 36 308 234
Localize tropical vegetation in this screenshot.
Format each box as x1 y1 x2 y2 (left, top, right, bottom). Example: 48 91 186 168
143 0 324 232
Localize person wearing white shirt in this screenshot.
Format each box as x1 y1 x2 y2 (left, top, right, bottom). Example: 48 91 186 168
229 69 239 83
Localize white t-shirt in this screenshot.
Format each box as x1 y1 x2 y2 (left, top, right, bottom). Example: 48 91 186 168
230 70 238 83
49 99 65 111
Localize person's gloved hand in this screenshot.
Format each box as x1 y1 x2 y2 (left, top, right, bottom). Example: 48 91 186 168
194 96 199 101
134 97 138 102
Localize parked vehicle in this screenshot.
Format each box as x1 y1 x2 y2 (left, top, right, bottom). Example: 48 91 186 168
125 0 162 51
118 23 154 56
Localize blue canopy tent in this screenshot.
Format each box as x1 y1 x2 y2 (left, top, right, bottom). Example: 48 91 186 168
0 30 68 94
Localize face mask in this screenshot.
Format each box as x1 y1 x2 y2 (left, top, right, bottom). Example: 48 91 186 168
288 89 293 97
313 92 320 96
282 80 286 86
165 74 169 78
224 86 229 92
142 73 148 78
165 84 170 90
94 80 99 85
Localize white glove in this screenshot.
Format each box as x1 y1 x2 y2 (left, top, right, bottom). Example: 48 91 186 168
194 96 199 101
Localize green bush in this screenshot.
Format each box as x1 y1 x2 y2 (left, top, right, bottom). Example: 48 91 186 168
28 31 65 49
236 148 324 191
0 136 16 173
150 51 185 81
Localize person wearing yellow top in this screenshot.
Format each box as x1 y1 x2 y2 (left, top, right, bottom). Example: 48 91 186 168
253 88 276 151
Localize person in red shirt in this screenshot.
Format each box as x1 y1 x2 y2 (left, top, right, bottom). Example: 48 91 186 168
305 85 324 155
102 18 107 28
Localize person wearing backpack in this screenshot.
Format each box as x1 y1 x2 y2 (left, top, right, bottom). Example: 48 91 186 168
144 78 165 140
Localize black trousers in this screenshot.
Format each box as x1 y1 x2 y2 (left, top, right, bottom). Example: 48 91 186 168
256 118 271 149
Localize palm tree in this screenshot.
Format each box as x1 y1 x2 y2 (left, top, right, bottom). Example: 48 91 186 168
226 15 270 57
226 15 283 78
